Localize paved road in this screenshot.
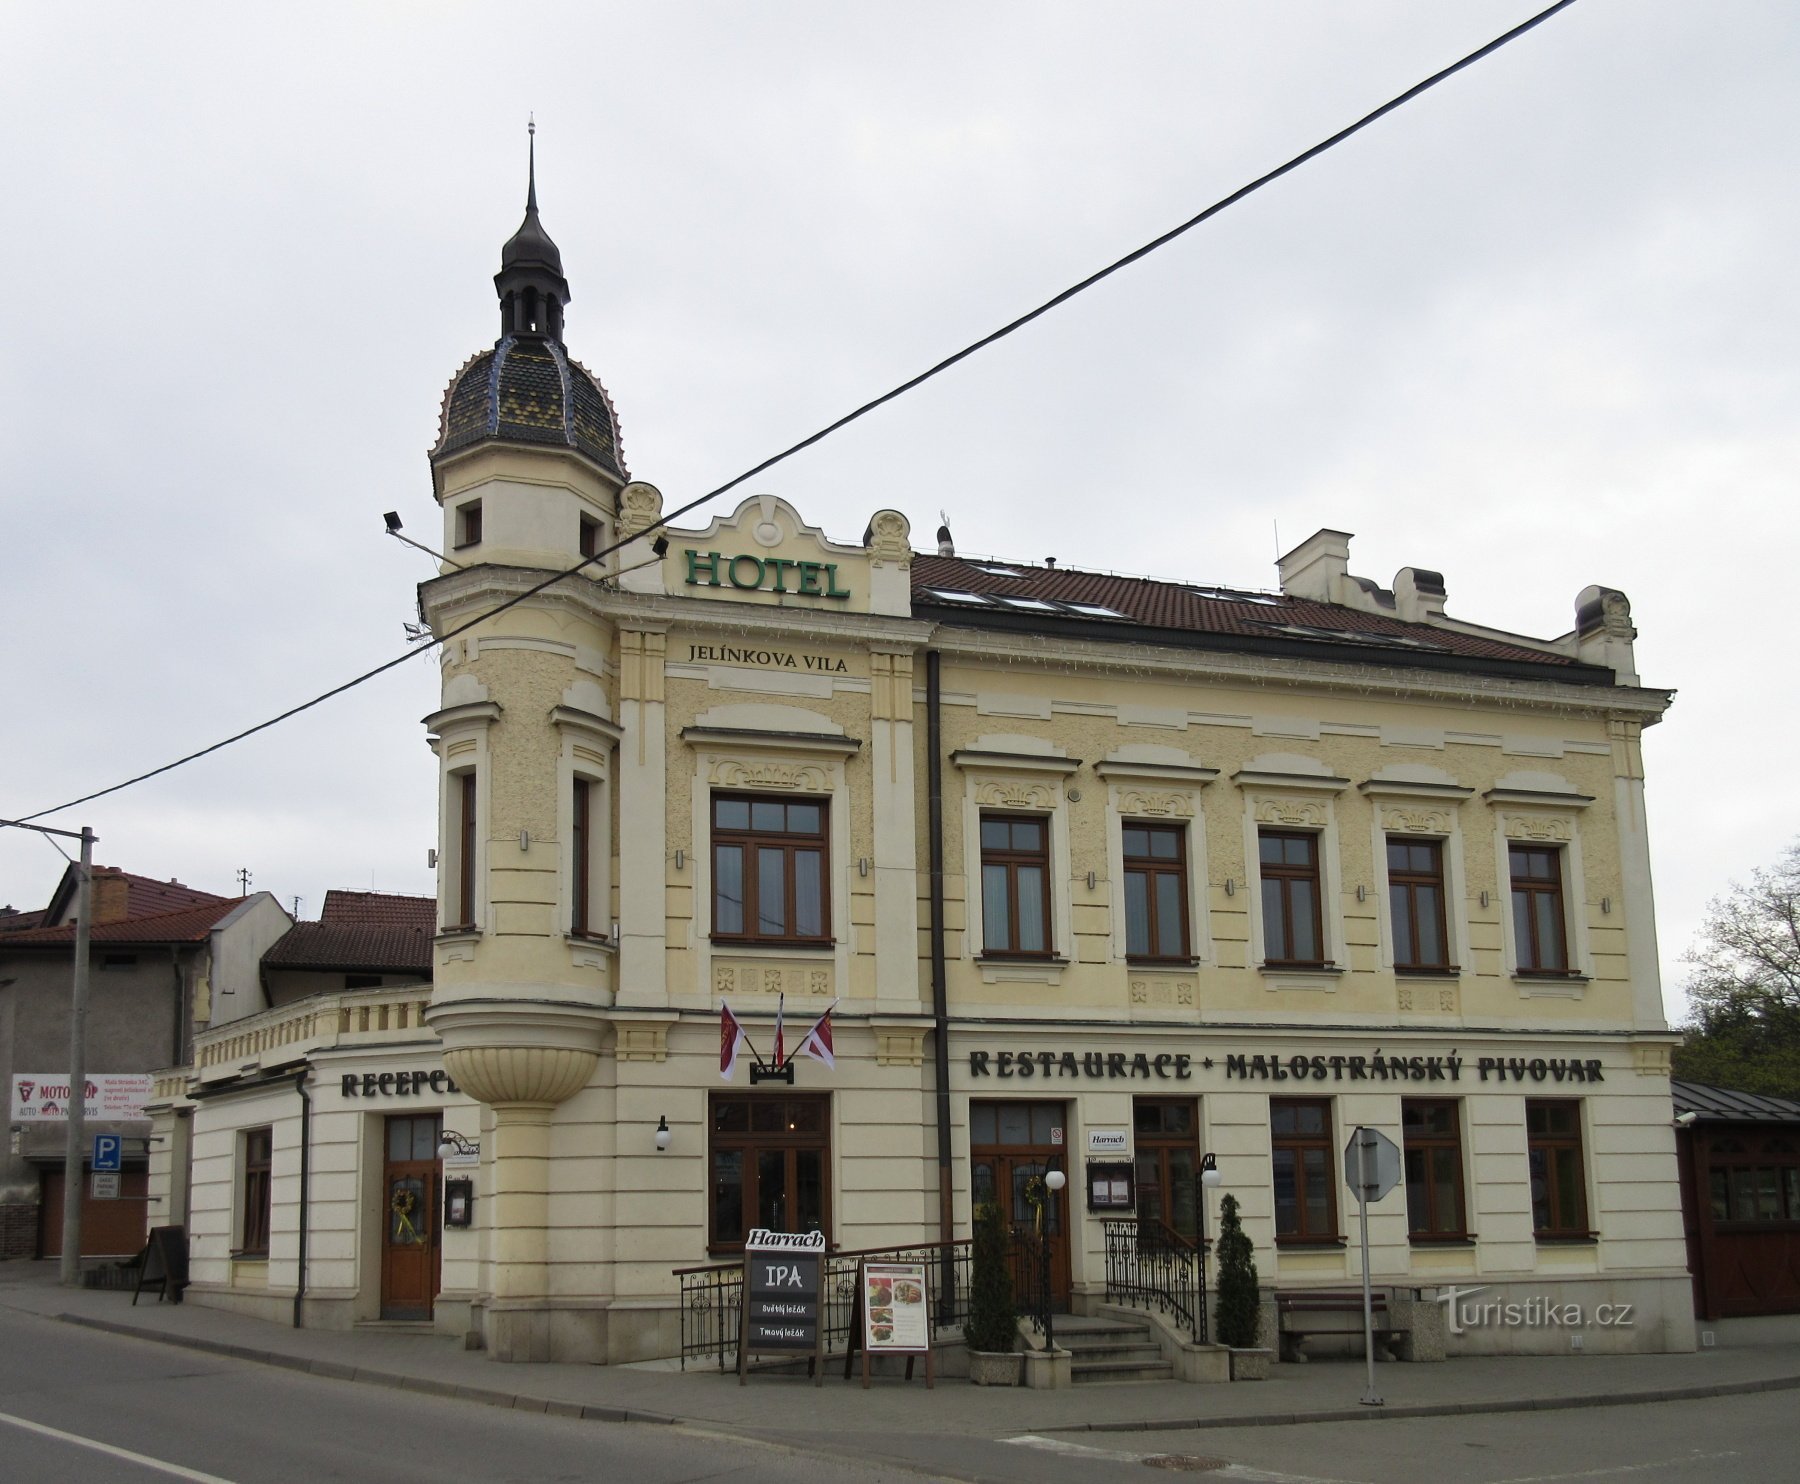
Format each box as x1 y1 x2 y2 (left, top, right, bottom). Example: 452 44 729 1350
5 1303 1795 1484
0 1307 922 1484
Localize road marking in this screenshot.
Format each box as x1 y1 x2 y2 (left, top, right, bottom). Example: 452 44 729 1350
0 1409 241 1483
1487 1452 1740 1484
1004 1435 1363 1481
1004 1434 1150 1462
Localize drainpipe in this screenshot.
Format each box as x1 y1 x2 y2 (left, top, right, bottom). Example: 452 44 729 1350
927 650 955 1303
293 1070 311 1328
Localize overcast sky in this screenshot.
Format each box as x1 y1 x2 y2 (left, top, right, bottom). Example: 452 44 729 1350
3 3 1794 1021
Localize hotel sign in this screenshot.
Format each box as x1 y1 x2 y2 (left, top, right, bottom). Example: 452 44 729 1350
684 549 851 600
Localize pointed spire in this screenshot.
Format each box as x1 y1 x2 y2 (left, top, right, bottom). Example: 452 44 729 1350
496 115 569 340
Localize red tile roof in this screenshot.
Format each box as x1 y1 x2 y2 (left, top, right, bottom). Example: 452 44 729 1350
318 890 438 932
94 870 231 919
263 891 436 975
910 556 1591 673
0 898 248 947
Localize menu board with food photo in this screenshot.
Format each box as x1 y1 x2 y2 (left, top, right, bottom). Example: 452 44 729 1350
861 1260 930 1353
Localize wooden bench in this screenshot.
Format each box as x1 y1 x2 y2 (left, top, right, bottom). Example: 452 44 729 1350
1276 1288 1407 1363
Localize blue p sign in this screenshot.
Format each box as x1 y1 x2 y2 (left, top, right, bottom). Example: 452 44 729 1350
92 1133 123 1172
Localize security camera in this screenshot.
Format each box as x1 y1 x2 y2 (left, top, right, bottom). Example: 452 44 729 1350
1673 1111 1699 1128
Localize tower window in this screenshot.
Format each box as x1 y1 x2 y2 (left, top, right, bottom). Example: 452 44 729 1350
456 501 483 549
579 515 601 560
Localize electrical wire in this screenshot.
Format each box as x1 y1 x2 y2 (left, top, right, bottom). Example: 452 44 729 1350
14 0 1578 825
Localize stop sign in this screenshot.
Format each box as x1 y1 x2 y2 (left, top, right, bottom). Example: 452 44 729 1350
1344 1126 1402 1204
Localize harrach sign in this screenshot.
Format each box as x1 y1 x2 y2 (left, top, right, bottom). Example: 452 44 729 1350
738 1228 826 1385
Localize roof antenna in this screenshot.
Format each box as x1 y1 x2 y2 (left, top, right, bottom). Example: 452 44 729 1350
936 509 954 558
526 113 538 212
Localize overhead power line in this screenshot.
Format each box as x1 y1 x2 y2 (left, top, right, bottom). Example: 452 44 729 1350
15 0 1579 825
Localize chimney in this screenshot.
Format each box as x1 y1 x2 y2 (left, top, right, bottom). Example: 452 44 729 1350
1276 529 1352 603
936 515 954 558
90 868 131 925
1393 567 1447 624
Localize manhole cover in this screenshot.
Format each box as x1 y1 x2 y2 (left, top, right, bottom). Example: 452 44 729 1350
1142 1456 1229 1473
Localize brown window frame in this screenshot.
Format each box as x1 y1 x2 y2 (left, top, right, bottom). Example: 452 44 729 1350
1123 822 1191 962
1402 1098 1468 1239
571 775 596 937
451 770 477 930
455 499 482 548
710 794 831 947
1259 829 1327 968
578 514 601 560
1387 836 1453 971
979 813 1054 958
239 1126 273 1257
1526 1098 1590 1237
707 1093 831 1254
1133 1098 1201 1240
1270 1096 1339 1243
1509 844 1570 975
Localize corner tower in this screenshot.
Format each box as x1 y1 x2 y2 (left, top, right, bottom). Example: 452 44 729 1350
420 131 651 1363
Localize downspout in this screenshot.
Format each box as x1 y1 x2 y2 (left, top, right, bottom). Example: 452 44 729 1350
293 1070 311 1328
927 650 955 1303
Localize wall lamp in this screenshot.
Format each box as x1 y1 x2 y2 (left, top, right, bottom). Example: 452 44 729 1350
383 511 466 569
655 1115 672 1152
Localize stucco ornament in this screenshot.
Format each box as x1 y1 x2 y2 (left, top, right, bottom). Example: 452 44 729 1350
865 509 912 566
618 481 664 538
975 781 1056 810
1254 798 1327 827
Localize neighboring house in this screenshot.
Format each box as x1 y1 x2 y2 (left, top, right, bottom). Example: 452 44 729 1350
0 866 289 1259
159 167 1690 1365
1672 1080 1800 1319
260 890 435 1006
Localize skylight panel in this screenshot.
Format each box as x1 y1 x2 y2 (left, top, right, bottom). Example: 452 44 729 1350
994 596 1059 612
922 588 992 605
1061 601 1130 619
1186 585 1282 607
970 563 1022 577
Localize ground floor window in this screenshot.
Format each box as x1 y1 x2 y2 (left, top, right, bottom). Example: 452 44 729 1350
1402 1099 1466 1238
1526 1099 1589 1236
1133 1098 1200 1240
709 1093 830 1252
239 1127 272 1256
1271 1097 1337 1242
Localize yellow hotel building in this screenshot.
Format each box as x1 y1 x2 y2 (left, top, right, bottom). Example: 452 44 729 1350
152 175 1692 1367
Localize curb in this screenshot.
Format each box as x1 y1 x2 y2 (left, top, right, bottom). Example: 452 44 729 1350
54 1313 679 1427
1056 1369 1800 1433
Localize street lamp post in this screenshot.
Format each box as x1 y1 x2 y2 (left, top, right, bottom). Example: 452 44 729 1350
1197 1152 1221 1346
1041 1163 1066 1352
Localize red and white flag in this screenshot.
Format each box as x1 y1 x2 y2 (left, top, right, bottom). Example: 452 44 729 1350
796 1001 838 1069
772 992 786 1068
720 1001 746 1082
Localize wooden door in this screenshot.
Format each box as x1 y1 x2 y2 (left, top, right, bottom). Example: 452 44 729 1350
971 1101 1071 1311
380 1114 441 1320
38 1166 150 1258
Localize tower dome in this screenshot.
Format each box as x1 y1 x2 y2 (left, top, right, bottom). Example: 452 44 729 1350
431 127 627 481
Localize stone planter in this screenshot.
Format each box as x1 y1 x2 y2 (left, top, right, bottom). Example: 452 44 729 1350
1229 1347 1273 1381
968 1349 1023 1386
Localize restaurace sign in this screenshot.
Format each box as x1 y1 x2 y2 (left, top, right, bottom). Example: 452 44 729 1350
966 1049 1605 1085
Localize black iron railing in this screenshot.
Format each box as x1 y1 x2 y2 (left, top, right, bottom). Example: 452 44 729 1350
1010 1224 1056 1350
675 1238 972 1370
1103 1216 1210 1344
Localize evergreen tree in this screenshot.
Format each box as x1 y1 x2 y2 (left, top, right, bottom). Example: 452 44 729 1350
1213 1191 1261 1349
964 1200 1017 1353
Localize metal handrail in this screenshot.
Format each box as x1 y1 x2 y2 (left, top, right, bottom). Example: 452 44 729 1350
675 1237 972 1370
1102 1215 1211 1344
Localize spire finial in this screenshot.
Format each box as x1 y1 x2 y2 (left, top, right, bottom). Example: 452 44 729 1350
526 114 538 213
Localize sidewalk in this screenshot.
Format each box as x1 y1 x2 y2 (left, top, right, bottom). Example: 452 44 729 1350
4 1260 1798 1443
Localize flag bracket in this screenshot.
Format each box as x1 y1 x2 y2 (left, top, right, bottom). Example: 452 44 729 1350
749 1063 796 1085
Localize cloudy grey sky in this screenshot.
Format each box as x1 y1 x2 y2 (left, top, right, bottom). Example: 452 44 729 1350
3 3 1794 1019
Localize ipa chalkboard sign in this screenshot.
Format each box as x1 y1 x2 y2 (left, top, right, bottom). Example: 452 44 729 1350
737 1227 825 1385
133 1225 189 1305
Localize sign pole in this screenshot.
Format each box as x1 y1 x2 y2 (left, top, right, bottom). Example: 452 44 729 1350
59 826 95 1286
1356 1129 1382 1407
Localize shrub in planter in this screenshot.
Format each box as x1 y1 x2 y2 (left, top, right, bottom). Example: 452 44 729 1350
964 1200 1017 1355
1213 1191 1261 1350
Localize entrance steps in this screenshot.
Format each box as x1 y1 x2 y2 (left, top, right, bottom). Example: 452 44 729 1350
1055 1313 1174 1384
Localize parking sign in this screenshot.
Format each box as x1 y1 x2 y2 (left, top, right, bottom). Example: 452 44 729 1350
92 1133 123 1172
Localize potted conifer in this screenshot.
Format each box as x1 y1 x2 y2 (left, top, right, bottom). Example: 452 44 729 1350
1214 1192 1270 1380
964 1200 1021 1385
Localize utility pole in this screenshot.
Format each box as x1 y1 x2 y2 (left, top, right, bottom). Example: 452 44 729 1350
59 827 95 1286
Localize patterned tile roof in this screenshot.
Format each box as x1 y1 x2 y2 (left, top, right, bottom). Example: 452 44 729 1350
910 555 1597 676
432 336 626 479
319 890 437 931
